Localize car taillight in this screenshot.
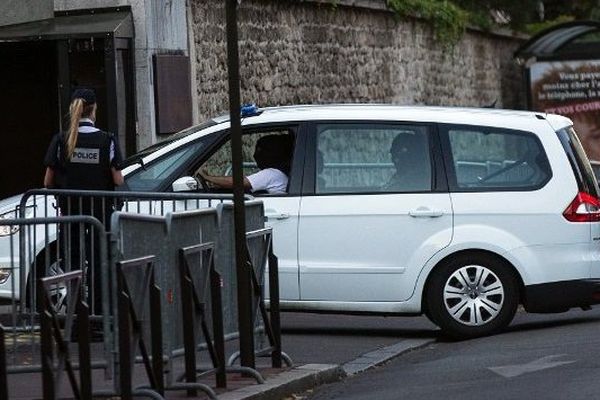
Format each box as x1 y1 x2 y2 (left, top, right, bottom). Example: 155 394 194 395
563 192 600 222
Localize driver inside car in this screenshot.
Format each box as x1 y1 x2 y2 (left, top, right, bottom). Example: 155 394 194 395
199 134 293 194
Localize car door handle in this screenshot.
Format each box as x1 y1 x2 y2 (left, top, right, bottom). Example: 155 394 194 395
409 208 444 218
265 213 290 221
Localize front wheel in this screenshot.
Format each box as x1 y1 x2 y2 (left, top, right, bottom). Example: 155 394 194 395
26 248 68 315
426 254 519 340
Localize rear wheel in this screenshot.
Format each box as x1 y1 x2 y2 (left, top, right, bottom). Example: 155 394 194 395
426 253 519 340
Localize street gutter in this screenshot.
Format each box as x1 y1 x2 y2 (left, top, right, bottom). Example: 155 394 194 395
220 337 436 400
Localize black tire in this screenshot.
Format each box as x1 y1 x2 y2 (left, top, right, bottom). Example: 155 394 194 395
426 253 519 340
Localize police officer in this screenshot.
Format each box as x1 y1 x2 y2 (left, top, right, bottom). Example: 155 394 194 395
43 87 123 315
44 88 123 192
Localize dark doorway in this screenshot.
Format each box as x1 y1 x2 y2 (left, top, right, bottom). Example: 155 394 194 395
0 37 133 199
0 10 135 199
57 36 136 159
62 38 109 133
0 42 59 198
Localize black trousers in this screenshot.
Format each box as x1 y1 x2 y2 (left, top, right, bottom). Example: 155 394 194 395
57 196 112 315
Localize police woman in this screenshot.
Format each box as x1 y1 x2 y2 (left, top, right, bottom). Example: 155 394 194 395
43 88 123 315
44 88 123 191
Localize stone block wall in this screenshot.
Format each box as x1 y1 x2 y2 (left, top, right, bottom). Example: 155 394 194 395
0 0 52 26
190 0 525 122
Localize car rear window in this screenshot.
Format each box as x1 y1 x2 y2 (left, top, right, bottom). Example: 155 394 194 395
315 123 432 194
556 126 599 197
443 125 552 191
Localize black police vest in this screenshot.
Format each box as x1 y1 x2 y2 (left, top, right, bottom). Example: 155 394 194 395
60 127 114 191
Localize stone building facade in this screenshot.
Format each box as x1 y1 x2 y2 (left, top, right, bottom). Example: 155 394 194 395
0 0 527 198
190 0 526 123
53 0 189 150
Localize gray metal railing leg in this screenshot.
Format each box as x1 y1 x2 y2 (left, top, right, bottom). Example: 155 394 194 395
0 325 8 400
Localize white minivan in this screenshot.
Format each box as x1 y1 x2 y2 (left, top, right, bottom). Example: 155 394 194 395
2 104 600 339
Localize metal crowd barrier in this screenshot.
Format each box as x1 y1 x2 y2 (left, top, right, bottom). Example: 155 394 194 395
0 324 8 400
0 215 111 399
111 209 225 397
216 202 291 370
17 189 241 308
114 256 164 400
39 270 91 400
19 188 239 218
214 201 265 337
111 203 289 387
245 227 283 367
178 243 226 396
0 188 288 398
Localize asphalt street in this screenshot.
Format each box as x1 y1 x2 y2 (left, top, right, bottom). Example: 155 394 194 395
280 312 439 366
5 307 600 399
303 308 600 400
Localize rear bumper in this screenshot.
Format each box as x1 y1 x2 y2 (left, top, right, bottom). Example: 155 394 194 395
523 279 600 313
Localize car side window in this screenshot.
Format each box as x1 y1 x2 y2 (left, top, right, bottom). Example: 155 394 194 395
198 128 295 193
445 126 551 191
315 123 432 194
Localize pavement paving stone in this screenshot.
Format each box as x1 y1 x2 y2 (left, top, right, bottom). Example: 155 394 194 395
218 364 343 400
215 338 436 400
4 313 438 399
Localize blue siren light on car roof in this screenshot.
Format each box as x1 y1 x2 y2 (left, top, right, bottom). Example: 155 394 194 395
241 103 261 117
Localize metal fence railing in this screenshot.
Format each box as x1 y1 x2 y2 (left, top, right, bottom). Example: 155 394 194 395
217 203 290 369
0 215 111 399
178 242 225 396
114 256 164 400
111 209 224 393
17 189 243 308
38 270 91 400
0 188 290 398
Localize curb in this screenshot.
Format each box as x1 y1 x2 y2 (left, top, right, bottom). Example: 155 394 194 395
221 338 435 400
342 338 435 375
218 364 344 400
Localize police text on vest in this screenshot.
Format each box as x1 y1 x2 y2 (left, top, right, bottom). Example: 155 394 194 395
71 148 100 164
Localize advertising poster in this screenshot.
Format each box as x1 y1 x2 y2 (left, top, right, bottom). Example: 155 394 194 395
530 60 600 160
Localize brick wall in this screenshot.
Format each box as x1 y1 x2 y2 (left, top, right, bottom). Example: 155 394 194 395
190 0 525 122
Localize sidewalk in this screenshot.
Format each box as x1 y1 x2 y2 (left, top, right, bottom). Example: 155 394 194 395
212 313 439 400
4 313 438 399
213 340 435 400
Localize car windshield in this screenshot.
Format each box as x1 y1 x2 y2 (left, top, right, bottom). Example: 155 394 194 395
125 139 208 192
120 119 218 168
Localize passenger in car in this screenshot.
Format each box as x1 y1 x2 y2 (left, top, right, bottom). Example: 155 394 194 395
200 134 293 194
383 132 431 192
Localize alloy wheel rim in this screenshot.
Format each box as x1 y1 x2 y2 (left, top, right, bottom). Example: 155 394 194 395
443 265 504 326
48 262 68 315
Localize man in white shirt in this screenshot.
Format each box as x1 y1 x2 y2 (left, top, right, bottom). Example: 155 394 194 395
199 134 292 195
246 168 288 194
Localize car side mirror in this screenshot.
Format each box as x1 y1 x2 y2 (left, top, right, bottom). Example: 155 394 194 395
172 176 198 192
